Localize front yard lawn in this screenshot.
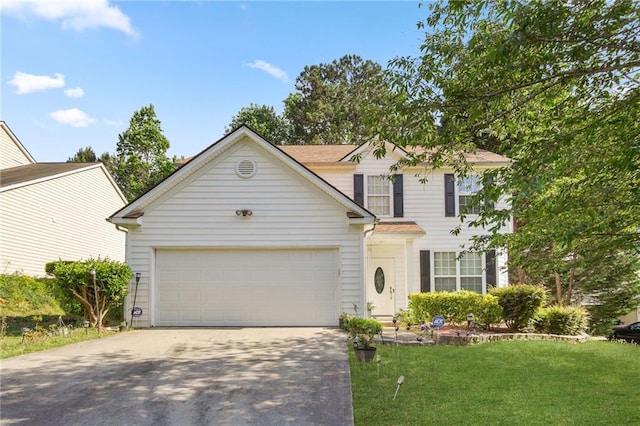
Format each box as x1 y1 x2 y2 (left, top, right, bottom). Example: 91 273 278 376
350 340 640 425
1 316 118 359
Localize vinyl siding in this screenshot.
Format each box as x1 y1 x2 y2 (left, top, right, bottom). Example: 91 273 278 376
353 148 510 301
0 166 126 276
1 126 33 169
124 138 365 327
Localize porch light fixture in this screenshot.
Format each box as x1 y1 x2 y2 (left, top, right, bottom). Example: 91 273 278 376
235 209 253 217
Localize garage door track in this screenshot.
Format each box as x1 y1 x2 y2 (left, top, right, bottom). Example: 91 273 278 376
0 328 353 425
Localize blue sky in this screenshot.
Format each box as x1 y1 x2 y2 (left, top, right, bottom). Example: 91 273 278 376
2 1 427 162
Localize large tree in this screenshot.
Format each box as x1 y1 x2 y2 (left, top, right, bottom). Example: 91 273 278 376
284 54 392 145
112 104 175 201
67 146 97 163
225 104 290 145
373 0 640 326
67 146 115 168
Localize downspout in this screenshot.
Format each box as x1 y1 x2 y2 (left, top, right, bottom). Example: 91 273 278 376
362 221 377 318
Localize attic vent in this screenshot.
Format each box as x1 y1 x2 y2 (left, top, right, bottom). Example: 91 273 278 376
236 159 256 178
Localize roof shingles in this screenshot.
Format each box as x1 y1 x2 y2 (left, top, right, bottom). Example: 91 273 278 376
0 163 95 188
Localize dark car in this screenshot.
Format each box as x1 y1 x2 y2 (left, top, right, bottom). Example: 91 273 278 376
609 321 640 343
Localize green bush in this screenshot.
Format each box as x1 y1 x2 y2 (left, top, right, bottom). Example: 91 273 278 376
408 291 503 329
533 305 589 336
47 258 131 329
0 274 64 318
345 317 383 349
490 285 547 331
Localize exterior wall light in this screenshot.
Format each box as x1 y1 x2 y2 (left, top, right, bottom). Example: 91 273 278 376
235 209 253 217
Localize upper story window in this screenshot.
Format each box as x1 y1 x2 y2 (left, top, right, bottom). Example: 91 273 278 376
367 175 391 216
445 173 489 217
457 175 482 215
354 174 403 218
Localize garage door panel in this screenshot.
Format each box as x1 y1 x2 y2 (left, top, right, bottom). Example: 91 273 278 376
155 249 339 326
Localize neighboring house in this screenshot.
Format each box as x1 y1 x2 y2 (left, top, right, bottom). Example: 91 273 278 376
620 306 640 325
0 121 127 277
109 126 510 328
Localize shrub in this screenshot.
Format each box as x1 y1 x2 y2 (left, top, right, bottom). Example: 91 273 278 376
533 305 589 336
346 317 382 349
490 285 547 331
408 291 503 329
0 274 64 318
47 258 131 329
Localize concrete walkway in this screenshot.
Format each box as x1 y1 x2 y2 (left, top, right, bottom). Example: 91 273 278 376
0 328 353 426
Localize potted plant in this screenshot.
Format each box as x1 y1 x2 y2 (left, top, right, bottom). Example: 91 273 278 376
347 317 383 362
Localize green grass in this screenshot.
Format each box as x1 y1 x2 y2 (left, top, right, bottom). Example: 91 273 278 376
1 315 120 359
350 340 640 425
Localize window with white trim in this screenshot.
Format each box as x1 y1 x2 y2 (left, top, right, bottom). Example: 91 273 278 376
433 251 484 293
434 252 457 292
459 252 483 293
366 175 391 216
457 175 482 215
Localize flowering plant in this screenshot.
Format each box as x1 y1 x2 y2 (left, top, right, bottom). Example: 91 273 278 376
347 317 383 349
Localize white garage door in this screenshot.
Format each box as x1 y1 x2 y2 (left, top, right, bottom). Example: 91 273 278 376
155 248 339 326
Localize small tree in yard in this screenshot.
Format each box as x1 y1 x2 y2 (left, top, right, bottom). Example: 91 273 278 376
47 259 131 330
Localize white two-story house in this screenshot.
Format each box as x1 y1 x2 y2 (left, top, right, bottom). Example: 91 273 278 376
109 126 509 327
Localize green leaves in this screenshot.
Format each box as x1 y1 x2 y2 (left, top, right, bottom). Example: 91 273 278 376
284 54 391 145
0 274 64 318
225 104 290 145
379 0 640 326
111 104 174 201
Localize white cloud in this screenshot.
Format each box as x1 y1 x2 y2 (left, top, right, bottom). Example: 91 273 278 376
65 87 84 98
2 0 138 37
8 71 65 94
50 108 96 127
248 60 289 82
103 118 123 127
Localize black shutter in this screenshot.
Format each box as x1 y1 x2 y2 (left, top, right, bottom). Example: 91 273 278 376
354 174 364 207
420 250 431 292
485 250 497 288
393 174 404 217
445 173 455 217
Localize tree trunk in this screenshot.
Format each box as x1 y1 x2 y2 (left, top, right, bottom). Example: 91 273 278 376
554 272 563 305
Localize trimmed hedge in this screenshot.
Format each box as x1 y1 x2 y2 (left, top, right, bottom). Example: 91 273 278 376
490 285 547 331
408 291 503 329
533 305 589 336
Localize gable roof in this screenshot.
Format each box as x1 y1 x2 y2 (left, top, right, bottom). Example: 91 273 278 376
278 145 356 163
1 163 92 189
340 140 509 165
110 125 376 224
177 141 509 167
0 162 126 202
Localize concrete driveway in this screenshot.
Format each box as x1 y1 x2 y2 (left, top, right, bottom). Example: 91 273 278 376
0 328 353 426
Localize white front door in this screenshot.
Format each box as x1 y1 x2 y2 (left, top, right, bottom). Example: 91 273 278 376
368 258 395 317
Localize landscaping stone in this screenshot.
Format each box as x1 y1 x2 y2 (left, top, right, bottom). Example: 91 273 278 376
375 327 589 346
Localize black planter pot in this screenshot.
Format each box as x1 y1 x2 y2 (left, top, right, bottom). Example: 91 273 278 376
354 346 377 362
